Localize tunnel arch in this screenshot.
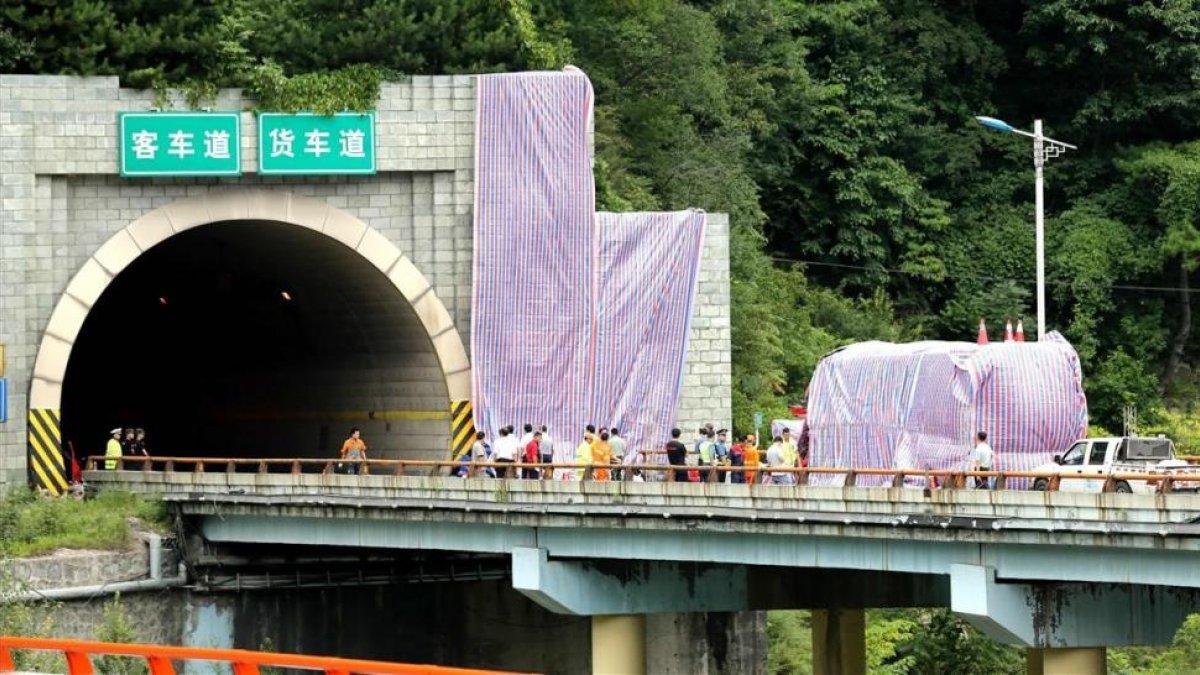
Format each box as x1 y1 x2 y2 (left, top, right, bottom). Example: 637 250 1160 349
30 190 470 462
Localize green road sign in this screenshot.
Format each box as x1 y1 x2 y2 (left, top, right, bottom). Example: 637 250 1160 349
257 113 376 175
753 411 764 429
118 112 241 177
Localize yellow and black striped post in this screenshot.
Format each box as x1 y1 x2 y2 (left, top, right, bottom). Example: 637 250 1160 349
450 400 475 460
27 409 69 496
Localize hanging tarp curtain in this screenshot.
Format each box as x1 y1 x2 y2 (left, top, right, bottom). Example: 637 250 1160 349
472 70 705 458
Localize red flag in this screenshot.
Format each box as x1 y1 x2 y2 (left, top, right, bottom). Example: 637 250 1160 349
1004 320 1014 343
977 318 988 345
1015 320 1026 343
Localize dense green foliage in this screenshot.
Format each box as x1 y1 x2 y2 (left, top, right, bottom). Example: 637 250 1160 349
9 0 1200 433
0 489 167 557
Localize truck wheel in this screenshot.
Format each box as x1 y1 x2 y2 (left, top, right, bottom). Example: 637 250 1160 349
1115 481 1133 494
1033 478 1049 491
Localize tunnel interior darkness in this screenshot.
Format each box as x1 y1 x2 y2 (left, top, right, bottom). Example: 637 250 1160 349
62 220 449 463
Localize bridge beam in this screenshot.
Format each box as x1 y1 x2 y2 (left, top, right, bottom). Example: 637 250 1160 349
951 564 1196 647
511 547 747 616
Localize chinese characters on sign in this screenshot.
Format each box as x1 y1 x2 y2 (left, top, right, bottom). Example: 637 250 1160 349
257 113 376 175
118 112 241 177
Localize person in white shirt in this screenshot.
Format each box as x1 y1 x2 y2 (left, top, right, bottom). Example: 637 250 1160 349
970 430 994 489
493 426 520 478
765 436 793 485
538 425 554 464
519 423 535 449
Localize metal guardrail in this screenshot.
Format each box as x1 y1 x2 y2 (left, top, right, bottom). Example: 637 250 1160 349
84 456 1200 494
0 636 528 675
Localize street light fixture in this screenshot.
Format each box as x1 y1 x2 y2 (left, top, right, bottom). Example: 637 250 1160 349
975 116 1077 341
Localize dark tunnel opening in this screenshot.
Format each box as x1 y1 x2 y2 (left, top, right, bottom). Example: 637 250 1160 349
62 220 449 464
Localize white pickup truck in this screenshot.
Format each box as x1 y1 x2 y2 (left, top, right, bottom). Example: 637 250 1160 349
1031 436 1199 493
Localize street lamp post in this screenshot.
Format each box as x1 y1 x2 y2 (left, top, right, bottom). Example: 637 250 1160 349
975 116 1077 341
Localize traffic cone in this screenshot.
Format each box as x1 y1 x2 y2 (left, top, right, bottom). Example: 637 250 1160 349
977 318 988 345
1015 320 1026 343
1004 320 1014 343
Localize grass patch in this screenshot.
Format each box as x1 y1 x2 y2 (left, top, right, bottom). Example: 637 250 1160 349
0 489 168 558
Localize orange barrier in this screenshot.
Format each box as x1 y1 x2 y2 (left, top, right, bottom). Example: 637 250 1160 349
0 636 533 675
84 456 1200 494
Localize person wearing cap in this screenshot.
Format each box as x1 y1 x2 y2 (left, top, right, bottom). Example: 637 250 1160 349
105 428 123 470
714 429 730 483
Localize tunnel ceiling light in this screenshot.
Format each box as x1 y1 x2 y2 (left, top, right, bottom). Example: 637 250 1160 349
281 291 292 301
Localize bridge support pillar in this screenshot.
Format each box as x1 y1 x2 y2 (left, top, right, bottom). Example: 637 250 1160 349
812 609 865 675
592 614 645 675
1026 647 1106 675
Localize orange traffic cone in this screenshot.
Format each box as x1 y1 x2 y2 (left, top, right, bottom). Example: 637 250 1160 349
1015 320 1026 342
977 318 988 345
1004 320 1014 343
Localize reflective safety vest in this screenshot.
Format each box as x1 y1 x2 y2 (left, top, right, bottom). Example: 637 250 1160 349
105 438 122 470
699 440 715 465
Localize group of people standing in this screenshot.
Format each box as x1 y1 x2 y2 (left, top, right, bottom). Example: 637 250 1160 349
665 424 808 484
463 424 558 479
103 426 149 469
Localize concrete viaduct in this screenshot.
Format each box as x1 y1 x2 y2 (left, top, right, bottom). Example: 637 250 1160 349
89 467 1200 674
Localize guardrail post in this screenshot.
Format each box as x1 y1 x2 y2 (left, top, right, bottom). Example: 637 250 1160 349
1047 475 1061 491
164 460 174 472
995 474 1007 491
291 460 301 475
844 470 857 487
0 645 13 672
707 466 718 483
142 457 152 472
227 461 237 474
394 461 406 477
257 461 268 475
891 472 905 488
196 461 205 474
65 650 94 675
583 465 594 481
797 469 809 486
666 468 676 482
1102 477 1116 493
147 655 176 675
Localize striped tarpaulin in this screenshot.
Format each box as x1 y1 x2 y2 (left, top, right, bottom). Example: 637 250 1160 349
472 70 706 462
472 71 596 456
806 332 1088 486
591 211 706 458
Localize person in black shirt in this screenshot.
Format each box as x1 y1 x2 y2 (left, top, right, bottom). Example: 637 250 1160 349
665 427 689 483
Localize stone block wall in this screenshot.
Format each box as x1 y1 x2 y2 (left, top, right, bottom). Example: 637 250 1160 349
0 74 731 485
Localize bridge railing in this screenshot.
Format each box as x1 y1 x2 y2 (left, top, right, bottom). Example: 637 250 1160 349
83 455 1200 494
0 636 529 675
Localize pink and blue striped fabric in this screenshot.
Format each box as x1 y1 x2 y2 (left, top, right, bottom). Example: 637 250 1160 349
806 332 1088 486
472 70 706 461
591 211 706 457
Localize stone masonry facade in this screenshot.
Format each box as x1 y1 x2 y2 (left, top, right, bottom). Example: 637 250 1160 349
0 74 731 486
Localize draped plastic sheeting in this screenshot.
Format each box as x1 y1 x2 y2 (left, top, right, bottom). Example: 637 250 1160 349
591 212 706 457
473 70 706 459
806 332 1088 486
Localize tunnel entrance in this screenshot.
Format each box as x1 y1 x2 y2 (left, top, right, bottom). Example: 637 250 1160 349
61 219 449 463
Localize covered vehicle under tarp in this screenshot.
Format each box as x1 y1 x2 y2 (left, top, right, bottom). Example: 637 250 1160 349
806 332 1088 486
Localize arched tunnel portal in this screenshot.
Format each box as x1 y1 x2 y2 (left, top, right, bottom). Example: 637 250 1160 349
31 193 470 470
